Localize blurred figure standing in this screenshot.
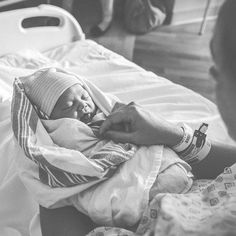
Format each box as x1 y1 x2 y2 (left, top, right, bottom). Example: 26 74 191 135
90 0 114 37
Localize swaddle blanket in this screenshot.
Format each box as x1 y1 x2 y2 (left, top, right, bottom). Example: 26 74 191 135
11 68 193 227
12 68 134 186
42 116 136 170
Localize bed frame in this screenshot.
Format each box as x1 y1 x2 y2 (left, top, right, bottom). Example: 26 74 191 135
0 4 85 56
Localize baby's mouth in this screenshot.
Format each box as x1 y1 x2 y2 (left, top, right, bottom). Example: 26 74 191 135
79 105 92 123
81 113 91 123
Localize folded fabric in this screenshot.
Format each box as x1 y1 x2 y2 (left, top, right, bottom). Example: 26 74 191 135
42 117 136 170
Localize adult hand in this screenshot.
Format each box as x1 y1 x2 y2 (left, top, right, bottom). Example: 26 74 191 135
99 102 183 146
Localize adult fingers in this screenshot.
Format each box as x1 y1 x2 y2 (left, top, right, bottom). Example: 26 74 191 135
99 111 130 135
99 102 140 135
103 130 134 144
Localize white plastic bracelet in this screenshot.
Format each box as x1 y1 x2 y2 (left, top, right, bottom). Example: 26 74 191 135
172 123 193 153
191 138 211 163
177 123 211 164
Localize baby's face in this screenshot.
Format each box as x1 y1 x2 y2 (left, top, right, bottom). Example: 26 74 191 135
50 84 96 123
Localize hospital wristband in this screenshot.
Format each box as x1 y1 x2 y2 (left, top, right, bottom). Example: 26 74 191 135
172 123 194 153
179 138 211 164
177 123 211 164
191 138 211 163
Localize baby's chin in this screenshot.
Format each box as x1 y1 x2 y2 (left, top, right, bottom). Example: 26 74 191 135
80 107 97 124
80 113 93 124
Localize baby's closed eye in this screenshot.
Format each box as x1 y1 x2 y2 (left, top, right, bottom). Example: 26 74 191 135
82 92 90 100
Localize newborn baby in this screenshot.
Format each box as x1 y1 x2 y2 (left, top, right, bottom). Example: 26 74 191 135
21 66 134 160
20 67 193 228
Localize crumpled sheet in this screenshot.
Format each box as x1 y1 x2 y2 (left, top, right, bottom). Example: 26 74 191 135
0 100 41 236
87 164 236 236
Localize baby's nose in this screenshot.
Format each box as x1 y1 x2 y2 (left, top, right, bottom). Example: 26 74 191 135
78 103 88 113
81 105 89 113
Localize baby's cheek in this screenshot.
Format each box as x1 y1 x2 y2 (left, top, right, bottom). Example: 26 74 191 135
72 110 79 118
73 110 83 120
65 110 78 119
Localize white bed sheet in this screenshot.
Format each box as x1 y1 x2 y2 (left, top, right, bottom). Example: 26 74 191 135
0 39 234 236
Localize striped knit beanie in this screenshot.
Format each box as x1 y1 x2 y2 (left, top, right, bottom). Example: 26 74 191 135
21 68 81 117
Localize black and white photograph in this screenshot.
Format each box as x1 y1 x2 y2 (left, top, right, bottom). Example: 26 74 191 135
1 0 236 236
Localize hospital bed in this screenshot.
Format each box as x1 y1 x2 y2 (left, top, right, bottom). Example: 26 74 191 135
0 4 234 236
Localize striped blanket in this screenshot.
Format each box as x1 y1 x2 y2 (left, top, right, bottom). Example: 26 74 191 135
11 75 136 188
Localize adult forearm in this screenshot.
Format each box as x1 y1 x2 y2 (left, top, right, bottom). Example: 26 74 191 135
191 140 236 179
100 102 185 146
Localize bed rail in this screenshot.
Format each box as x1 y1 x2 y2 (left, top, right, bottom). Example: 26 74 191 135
0 4 85 56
